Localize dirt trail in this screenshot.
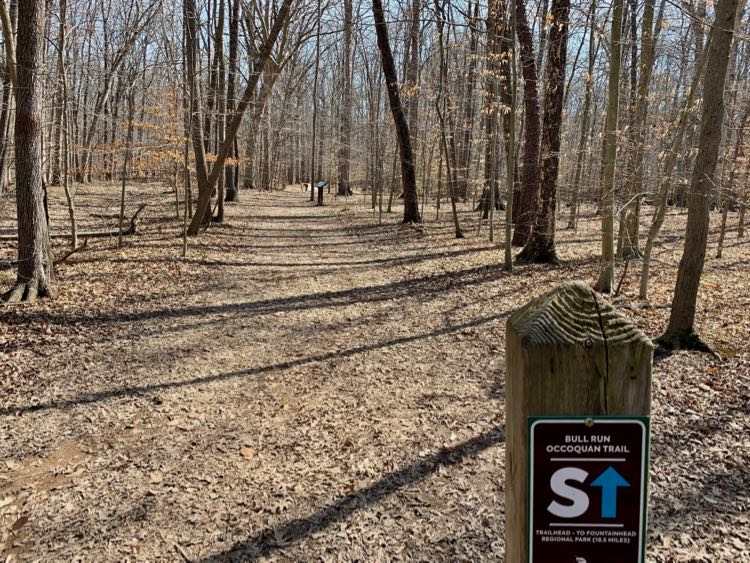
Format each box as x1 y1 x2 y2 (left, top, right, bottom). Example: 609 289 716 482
1 188 748 561
1 190 509 561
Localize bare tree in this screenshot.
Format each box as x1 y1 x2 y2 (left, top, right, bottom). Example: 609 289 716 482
594 0 624 293
337 0 353 196
3 0 53 302
224 0 241 202
659 0 739 351
567 0 596 230
516 0 570 263
187 0 293 235
433 0 463 237
511 0 541 246
372 0 420 223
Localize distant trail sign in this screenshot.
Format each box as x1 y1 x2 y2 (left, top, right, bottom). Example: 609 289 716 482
528 417 649 563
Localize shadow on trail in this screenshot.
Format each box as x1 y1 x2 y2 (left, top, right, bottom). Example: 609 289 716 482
1 308 510 415
200 425 505 561
68 246 497 270
649 465 749 531
3 263 510 330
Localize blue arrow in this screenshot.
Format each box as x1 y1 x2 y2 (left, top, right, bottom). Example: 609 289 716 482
591 466 630 518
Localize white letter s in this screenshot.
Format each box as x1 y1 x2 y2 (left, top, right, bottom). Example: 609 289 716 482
547 467 589 518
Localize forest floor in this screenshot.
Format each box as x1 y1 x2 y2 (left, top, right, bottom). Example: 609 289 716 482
0 183 749 562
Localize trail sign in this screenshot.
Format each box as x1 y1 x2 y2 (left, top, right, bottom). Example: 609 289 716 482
528 417 649 563
314 180 329 206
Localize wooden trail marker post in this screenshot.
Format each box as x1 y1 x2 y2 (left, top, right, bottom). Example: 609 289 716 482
505 281 653 563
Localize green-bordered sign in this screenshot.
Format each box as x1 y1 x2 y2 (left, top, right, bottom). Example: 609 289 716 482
527 417 650 563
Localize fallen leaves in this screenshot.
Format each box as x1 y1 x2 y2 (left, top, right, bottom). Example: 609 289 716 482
0 188 748 561
10 515 28 532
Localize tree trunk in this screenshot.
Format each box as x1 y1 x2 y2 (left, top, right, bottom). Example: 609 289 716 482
659 0 739 350
0 0 17 88
213 0 226 222
0 0 15 195
405 0 420 152
310 0 322 201
504 0 517 271
119 84 136 248
617 0 641 259
433 0 462 237
337 0 353 196
456 0 479 201
225 0 240 202
59 0 77 249
516 0 569 264
511 0 541 246
373 0 420 223
184 0 211 227
594 0 624 293
3 0 53 302
482 0 501 219
187 0 292 235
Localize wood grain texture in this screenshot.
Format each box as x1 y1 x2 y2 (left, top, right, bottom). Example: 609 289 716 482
505 281 652 562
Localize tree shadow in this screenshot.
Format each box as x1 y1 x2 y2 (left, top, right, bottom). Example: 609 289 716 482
67 246 497 271
1 308 511 415
649 464 749 530
199 425 505 561
2 263 511 331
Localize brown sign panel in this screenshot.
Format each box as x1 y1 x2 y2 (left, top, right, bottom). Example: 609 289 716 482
528 417 649 563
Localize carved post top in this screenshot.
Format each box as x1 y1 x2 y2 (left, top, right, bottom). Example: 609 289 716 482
507 281 653 349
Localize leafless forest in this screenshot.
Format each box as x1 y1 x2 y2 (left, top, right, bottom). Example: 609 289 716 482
0 0 748 560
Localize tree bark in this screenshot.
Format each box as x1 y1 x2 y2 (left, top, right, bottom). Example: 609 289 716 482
3 0 53 302
511 0 541 246
516 0 570 263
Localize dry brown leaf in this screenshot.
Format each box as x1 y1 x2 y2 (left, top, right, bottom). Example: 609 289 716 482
11 516 29 532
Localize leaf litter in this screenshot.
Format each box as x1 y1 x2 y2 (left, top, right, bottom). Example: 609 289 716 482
0 183 748 561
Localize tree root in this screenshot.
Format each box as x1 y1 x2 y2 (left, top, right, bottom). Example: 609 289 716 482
515 243 560 265
2 279 55 304
656 331 722 360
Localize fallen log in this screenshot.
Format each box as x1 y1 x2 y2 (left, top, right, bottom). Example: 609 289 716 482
0 204 145 242
1 238 91 271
